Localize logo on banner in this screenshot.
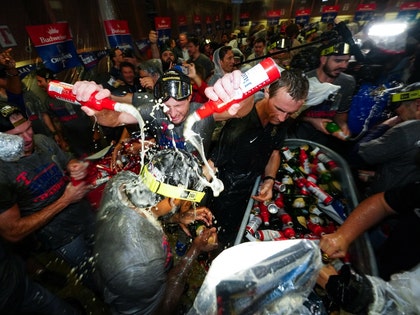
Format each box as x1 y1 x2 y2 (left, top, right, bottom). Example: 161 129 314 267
354 4 376 22
397 2 420 21
103 20 133 49
26 22 81 72
295 9 311 25
321 6 339 23
240 12 250 27
267 10 282 26
155 17 172 46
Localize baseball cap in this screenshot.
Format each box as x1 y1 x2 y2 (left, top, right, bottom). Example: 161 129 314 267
153 69 192 102
389 82 420 111
320 42 351 56
0 103 26 132
141 149 206 202
267 34 292 51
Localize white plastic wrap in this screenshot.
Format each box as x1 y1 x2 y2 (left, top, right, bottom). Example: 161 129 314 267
367 264 420 315
188 239 322 315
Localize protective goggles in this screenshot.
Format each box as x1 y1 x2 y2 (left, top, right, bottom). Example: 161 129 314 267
140 165 205 202
320 42 350 56
153 72 192 102
389 89 420 110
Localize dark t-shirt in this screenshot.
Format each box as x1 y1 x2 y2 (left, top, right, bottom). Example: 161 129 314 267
0 134 93 249
384 181 420 215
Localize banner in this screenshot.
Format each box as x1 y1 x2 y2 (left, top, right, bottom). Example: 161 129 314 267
206 16 213 35
397 2 420 21
267 10 282 26
354 4 376 22
25 22 81 73
154 17 172 46
321 5 339 23
194 15 202 36
78 49 108 70
225 15 232 30
239 12 250 27
0 25 17 48
295 9 311 26
215 15 222 31
178 16 188 34
103 20 133 50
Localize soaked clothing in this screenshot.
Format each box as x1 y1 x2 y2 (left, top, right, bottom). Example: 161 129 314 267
292 69 355 153
375 182 420 280
209 106 288 246
0 134 93 250
94 171 172 315
0 241 80 315
131 97 216 155
43 97 95 158
358 120 420 195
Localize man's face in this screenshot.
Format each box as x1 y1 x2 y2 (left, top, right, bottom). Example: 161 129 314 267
113 49 124 66
187 43 198 57
5 113 34 155
321 55 350 79
253 42 265 56
394 100 419 121
267 87 305 124
36 76 49 90
161 50 175 64
220 50 235 73
120 66 135 84
179 35 188 48
162 97 191 125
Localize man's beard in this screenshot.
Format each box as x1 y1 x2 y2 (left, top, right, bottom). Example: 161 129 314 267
322 64 339 79
162 60 172 72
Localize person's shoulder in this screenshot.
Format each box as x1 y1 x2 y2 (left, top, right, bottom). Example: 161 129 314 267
305 69 317 78
337 72 355 83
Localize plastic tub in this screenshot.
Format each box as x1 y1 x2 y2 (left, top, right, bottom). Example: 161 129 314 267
234 139 378 277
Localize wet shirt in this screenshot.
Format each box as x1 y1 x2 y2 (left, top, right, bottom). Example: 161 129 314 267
210 106 288 174
132 98 216 155
359 120 420 194
385 181 420 216
0 134 92 249
95 171 170 315
303 69 355 118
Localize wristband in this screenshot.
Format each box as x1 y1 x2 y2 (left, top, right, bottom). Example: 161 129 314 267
262 176 275 182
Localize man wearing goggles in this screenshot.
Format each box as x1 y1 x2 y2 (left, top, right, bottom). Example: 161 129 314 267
72 68 251 155
355 82 420 195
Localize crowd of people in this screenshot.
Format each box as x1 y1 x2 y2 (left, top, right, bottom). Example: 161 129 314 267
0 16 419 315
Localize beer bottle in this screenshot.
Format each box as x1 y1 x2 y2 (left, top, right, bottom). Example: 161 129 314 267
325 121 348 140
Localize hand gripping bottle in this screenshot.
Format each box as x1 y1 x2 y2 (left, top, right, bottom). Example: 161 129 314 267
193 58 281 120
47 80 126 112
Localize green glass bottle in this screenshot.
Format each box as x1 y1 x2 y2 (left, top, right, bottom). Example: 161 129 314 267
325 122 348 140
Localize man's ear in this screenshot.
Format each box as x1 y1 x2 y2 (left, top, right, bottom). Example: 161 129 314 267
263 86 269 98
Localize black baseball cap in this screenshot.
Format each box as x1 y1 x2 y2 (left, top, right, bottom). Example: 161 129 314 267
0 103 26 132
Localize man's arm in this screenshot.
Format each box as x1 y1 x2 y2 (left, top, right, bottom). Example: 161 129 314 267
319 191 396 259
0 182 89 242
253 149 280 202
149 30 160 60
155 227 218 314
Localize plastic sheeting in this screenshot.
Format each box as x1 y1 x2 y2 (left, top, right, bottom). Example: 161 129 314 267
189 239 323 315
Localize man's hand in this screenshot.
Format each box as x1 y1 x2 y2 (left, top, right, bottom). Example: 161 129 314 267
252 180 274 202
319 231 349 259
192 227 218 250
205 70 242 104
67 160 89 181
